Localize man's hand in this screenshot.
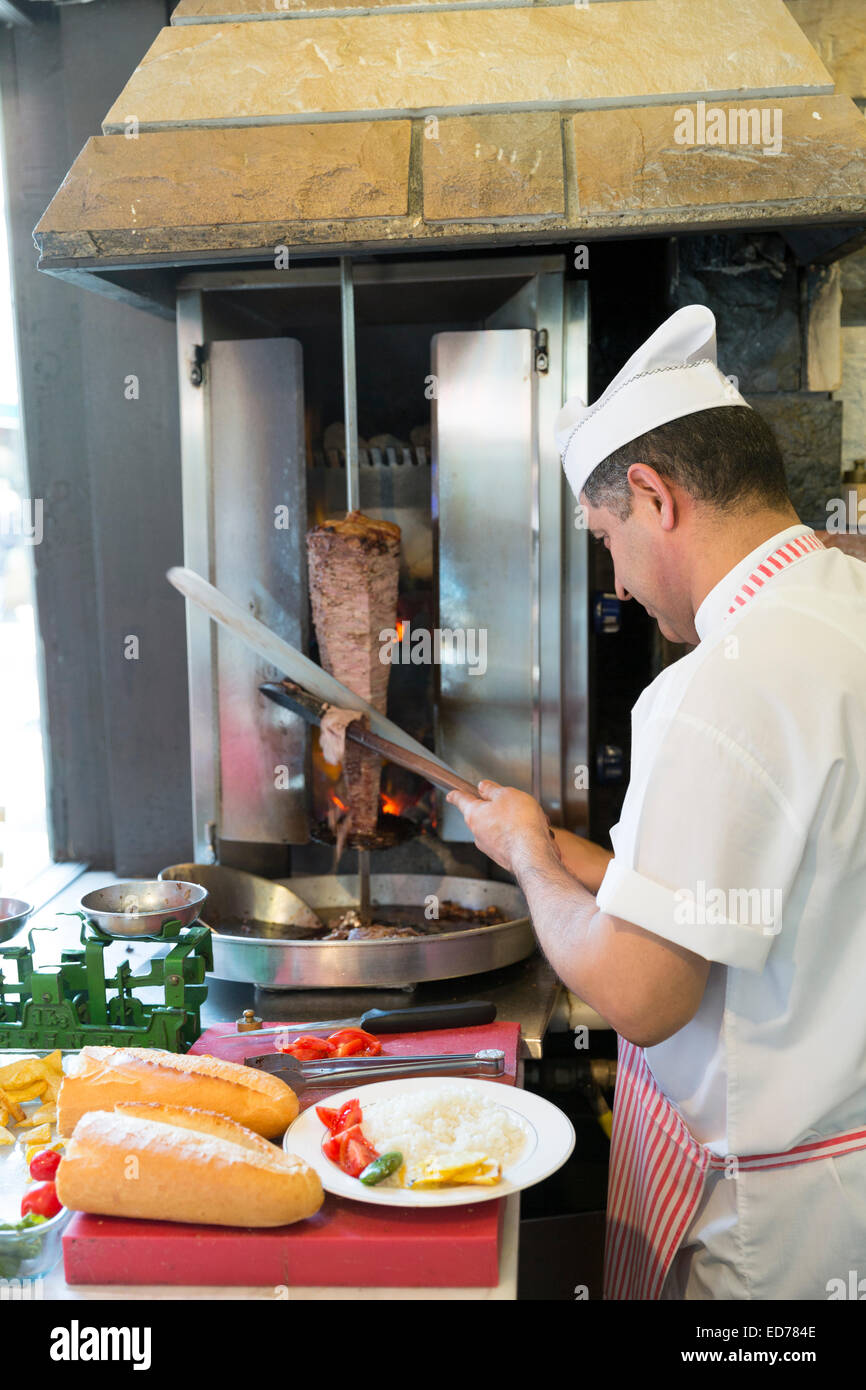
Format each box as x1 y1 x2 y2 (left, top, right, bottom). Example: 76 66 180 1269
445 780 557 874
449 781 709 1045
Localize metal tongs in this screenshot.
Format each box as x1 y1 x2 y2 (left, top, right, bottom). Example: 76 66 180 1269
246 1048 506 1089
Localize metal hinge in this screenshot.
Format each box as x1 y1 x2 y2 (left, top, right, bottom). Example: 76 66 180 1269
189 344 207 388
534 329 549 375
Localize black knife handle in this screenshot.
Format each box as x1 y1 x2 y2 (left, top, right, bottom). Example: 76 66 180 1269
358 1001 496 1034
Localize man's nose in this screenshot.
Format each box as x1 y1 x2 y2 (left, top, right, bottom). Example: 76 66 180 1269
614 577 633 602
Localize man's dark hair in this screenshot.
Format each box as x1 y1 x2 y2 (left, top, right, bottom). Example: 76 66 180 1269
582 405 791 520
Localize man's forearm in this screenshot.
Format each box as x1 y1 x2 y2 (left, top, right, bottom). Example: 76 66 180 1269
512 832 602 999
511 832 710 1045
550 828 613 894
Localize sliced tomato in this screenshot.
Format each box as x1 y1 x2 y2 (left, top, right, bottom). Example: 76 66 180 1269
327 1028 382 1057
338 1127 380 1178
315 1104 341 1132
277 1035 334 1061
333 1098 363 1133
322 1133 343 1162
21 1182 61 1220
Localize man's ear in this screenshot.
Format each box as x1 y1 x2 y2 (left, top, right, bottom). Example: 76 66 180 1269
626 463 676 530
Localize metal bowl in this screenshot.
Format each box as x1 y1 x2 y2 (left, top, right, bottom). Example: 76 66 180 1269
0 898 33 945
80 880 208 938
158 864 323 934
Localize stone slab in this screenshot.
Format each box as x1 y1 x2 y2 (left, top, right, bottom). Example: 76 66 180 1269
786 0 866 99
34 121 412 244
103 0 832 132
173 0 576 17
571 95 866 220
422 111 564 221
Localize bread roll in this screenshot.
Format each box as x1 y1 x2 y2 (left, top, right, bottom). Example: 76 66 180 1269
56 1106 323 1228
57 1047 298 1140
114 1102 278 1155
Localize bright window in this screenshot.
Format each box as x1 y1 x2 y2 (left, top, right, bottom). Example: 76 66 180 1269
0 147 50 895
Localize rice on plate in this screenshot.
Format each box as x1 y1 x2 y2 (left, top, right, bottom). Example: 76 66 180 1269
358 1084 529 1188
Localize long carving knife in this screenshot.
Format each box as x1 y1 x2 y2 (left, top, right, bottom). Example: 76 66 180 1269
259 680 481 800
166 565 455 773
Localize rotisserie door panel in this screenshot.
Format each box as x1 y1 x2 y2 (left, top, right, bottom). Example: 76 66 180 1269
209 337 309 845
432 329 537 841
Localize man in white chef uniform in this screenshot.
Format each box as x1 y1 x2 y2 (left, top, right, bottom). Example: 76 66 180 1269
446 304 866 1300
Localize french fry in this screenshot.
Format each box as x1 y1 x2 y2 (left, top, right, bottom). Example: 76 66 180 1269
0 1086 25 1125
0 1127 15 1146
19 1123 51 1147
0 1059 45 1087
27 1103 57 1126
39 1055 63 1101
4 1081 47 1104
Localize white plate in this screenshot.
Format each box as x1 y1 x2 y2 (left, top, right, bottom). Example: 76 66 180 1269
283 1076 575 1207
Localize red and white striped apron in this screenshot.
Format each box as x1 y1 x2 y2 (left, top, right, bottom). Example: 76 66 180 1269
603 1040 866 1299
602 527 866 1301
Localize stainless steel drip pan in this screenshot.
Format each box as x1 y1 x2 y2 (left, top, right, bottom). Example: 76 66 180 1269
208 874 535 990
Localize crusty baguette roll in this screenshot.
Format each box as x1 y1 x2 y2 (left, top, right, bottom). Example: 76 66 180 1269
56 1107 323 1228
113 1102 279 1156
57 1047 298 1140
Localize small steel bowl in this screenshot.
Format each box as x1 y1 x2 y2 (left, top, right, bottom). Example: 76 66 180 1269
0 897 33 945
80 880 208 938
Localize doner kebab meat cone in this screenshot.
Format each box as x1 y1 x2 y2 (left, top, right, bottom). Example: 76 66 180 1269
306 511 401 835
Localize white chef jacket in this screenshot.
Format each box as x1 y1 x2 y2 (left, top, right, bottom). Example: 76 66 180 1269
595 524 866 1299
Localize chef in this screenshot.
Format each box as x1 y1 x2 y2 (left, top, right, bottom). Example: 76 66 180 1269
446 304 866 1300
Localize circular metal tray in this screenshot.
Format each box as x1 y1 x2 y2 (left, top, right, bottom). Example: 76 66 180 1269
209 874 535 990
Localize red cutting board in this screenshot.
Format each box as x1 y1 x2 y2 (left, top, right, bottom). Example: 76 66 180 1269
62 1021 520 1288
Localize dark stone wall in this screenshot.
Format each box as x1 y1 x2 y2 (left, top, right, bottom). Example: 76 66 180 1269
671 230 843 528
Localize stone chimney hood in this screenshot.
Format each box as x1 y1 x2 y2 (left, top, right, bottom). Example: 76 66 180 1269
33 0 866 314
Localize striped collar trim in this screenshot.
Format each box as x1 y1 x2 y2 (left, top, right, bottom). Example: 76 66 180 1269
694 526 825 641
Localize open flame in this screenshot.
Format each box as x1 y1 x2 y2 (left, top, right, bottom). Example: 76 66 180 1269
380 785 422 817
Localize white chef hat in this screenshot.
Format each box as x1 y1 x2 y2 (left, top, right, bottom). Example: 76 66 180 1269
555 304 751 501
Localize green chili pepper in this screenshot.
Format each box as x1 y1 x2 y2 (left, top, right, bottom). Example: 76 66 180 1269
359 1151 403 1186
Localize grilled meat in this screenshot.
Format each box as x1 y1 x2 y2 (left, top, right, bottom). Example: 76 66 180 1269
307 512 401 835
318 903 505 941
437 901 507 925
320 909 420 941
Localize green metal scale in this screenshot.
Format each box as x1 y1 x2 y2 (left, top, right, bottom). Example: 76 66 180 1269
0 881 212 1053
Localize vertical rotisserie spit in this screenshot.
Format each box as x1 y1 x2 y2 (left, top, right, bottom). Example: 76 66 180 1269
306 511 401 836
